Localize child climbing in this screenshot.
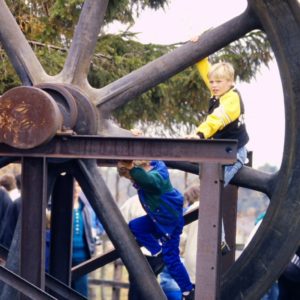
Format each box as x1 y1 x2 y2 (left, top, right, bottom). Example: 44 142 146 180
187 35 250 253
117 160 195 300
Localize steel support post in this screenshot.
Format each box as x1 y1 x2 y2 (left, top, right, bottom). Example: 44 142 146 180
20 157 47 299
196 162 222 300
50 174 74 287
221 185 238 273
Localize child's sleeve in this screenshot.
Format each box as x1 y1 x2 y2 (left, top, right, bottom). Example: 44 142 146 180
130 167 164 194
196 57 211 92
196 91 241 138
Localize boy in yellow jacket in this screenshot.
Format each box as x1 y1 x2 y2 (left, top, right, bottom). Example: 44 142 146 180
193 56 249 185
188 48 249 253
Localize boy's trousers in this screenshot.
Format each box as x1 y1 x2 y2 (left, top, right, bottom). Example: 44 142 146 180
129 215 193 292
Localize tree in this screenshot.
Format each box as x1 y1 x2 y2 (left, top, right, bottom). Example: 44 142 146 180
0 1 272 134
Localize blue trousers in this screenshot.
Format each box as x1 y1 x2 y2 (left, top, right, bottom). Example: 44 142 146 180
71 275 88 297
224 146 247 186
129 215 193 293
72 258 88 297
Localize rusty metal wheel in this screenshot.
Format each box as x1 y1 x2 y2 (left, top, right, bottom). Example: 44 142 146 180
0 0 300 299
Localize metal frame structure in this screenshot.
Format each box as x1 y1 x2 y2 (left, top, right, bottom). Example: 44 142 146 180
0 0 299 299
0 139 236 300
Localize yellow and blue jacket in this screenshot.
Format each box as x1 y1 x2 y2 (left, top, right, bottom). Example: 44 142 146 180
195 58 249 148
129 160 184 237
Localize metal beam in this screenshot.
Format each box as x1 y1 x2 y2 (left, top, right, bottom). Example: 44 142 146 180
20 157 47 299
166 162 277 198
0 136 236 163
195 163 222 300
50 174 73 287
0 266 55 300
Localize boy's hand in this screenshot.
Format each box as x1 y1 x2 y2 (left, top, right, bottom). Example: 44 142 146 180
117 161 134 179
190 35 199 42
185 134 200 139
190 28 213 43
117 160 134 170
130 129 143 136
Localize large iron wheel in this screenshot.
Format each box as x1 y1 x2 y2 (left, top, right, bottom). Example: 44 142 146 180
0 1 300 299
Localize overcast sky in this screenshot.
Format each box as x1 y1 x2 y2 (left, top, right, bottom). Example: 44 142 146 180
107 0 285 168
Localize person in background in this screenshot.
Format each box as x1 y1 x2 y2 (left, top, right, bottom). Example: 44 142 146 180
0 185 12 265
45 181 100 296
15 174 21 196
71 182 96 297
180 185 201 286
45 208 51 273
183 185 201 209
0 173 21 249
0 174 20 202
187 37 249 252
244 213 279 300
246 212 300 299
78 190 105 245
117 160 195 300
277 246 300 300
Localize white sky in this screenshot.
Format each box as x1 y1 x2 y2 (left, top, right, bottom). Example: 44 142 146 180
107 0 285 169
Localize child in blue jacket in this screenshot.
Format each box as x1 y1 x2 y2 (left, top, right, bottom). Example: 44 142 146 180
117 160 194 300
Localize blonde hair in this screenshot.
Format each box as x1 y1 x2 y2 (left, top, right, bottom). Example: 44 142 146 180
208 62 235 82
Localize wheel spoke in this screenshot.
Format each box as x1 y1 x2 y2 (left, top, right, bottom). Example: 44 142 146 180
60 0 109 86
166 163 277 199
0 0 50 85
92 9 259 110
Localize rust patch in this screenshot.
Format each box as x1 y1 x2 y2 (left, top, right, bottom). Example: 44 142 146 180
0 86 63 149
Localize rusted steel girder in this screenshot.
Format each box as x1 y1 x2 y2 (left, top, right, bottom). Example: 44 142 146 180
196 163 223 300
20 158 47 300
0 136 237 162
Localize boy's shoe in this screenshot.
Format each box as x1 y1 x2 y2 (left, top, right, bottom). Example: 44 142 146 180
221 241 231 256
146 253 165 276
182 289 195 300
